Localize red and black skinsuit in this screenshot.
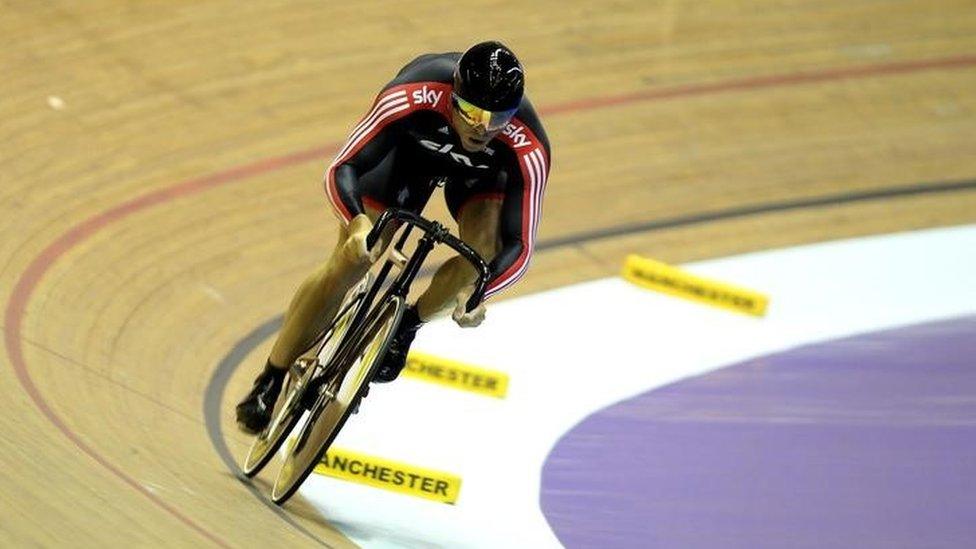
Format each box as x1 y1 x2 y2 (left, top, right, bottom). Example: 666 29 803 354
324 52 551 300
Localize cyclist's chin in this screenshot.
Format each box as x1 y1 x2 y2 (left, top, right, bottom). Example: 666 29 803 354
459 134 490 152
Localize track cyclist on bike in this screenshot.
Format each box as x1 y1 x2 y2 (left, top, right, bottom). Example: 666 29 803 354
237 41 551 434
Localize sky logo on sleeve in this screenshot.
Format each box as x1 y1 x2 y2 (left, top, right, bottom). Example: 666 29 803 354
412 85 444 107
502 123 533 148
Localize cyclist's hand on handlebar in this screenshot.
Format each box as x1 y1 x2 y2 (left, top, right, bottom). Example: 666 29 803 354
452 290 486 328
344 214 381 264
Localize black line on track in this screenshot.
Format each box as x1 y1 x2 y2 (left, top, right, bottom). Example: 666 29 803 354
536 178 976 251
202 318 337 548
204 176 976 540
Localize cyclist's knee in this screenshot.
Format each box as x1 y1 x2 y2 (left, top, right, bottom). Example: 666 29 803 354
469 235 500 266
302 244 367 295
333 243 372 284
444 255 479 286
458 220 500 265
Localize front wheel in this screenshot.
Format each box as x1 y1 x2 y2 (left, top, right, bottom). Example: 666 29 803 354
270 296 404 504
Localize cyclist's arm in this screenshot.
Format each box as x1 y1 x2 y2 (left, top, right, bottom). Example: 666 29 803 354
328 130 399 219
324 90 411 222
482 165 547 300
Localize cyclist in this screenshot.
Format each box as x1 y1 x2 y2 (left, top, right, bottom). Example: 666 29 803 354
237 41 551 433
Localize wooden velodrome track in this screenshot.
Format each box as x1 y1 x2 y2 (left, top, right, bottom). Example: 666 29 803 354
2 1 975 546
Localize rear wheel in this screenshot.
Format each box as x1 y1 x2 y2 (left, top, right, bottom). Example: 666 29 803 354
241 278 369 477
271 296 404 504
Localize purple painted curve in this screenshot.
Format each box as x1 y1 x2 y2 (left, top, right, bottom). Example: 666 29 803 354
540 316 976 548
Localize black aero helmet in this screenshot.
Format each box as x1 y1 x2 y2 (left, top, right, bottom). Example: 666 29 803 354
454 41 525 112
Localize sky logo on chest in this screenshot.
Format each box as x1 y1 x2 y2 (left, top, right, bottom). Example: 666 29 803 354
418 126 493 170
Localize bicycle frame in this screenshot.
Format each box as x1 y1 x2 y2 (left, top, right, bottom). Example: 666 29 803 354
306 207 491 397
364 208 491 313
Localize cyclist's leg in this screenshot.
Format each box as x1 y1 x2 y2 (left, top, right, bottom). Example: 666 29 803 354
268 204 392 369
415 195 503 320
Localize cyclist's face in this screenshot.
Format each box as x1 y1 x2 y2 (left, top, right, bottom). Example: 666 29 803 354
450 107 499 152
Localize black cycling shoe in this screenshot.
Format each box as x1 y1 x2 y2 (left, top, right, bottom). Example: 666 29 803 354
373 306 423 383
236 361 287 434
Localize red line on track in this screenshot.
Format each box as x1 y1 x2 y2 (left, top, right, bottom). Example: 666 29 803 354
538 54 976 116
5 54 975 545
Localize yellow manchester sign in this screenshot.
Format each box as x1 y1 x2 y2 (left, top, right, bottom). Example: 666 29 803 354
622 254 769 316
403 351 509 398
315 447 462 504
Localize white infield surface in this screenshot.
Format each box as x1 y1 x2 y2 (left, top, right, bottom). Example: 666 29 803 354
298 225 976 548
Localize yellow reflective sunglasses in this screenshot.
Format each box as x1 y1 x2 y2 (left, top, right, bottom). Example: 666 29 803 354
451 94 518 132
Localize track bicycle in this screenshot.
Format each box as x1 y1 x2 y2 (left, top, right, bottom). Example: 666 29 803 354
241 207 490 504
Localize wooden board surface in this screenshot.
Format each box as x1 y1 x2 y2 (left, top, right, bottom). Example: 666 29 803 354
2 1 974 546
